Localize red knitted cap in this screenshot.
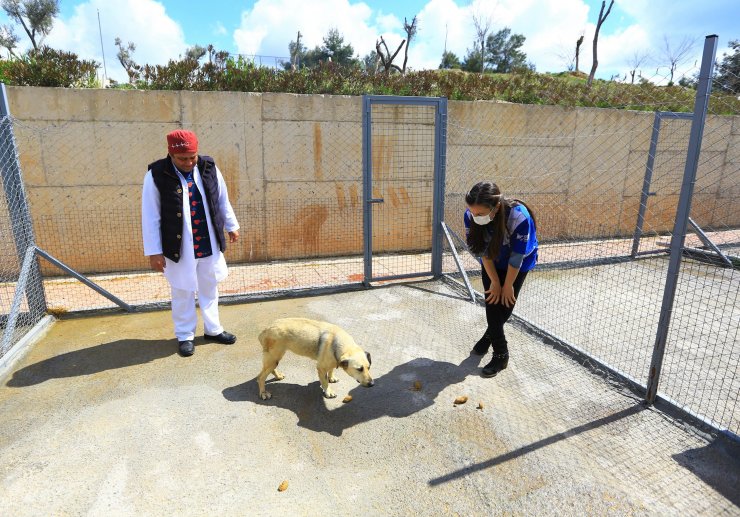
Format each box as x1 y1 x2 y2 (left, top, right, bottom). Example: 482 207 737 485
166 129 198 155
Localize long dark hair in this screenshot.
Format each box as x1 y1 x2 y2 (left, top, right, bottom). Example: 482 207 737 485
465 181 536 260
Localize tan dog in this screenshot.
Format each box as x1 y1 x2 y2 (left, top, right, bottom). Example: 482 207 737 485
257 318 374 400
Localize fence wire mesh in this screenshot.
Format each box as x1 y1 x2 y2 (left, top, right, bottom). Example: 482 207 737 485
0 113 47 359
6 94 367 319
442 58 739 436
368 102 437 281
1 38 738 442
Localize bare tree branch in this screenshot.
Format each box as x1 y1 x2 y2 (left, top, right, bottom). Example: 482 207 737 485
662 35 695 85
472 12 491 74
401 16 418 75
587 0 614 87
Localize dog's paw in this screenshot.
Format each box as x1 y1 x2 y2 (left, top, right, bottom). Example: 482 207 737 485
260 391 272 400
329 376 339 383
273 372 285 381
323 390 337 399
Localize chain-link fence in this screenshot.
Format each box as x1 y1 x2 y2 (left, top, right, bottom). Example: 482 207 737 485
1 36 737 441
0 86 47 364
441 36 739 437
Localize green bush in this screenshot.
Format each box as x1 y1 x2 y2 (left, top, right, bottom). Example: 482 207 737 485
1 47 99 88
3 51 739 115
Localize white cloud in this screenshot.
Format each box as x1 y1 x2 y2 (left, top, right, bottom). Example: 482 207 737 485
45 0 187 83
233 0 382 60
214 22 228 37
408 0 593 72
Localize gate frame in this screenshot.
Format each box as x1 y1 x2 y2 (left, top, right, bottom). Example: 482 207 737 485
361 95 447 285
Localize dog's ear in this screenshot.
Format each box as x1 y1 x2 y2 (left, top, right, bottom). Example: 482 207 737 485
340 359 349 368
366 352 372 366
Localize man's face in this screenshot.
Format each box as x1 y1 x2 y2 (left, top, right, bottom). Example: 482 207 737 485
170 152 198 173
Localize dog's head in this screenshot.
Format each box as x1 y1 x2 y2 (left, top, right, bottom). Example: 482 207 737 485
339 351 374 387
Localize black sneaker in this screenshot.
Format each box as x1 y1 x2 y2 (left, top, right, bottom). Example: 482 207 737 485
178 340 195 357
204 331 237 345
482 352 509 378
471 334 491 356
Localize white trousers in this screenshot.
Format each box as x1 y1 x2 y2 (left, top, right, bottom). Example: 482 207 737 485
170 259 224 341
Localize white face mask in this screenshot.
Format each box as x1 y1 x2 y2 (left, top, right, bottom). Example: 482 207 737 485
471 206 495 225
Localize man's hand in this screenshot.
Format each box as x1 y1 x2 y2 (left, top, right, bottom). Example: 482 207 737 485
228 230 240 243
149 254 166 272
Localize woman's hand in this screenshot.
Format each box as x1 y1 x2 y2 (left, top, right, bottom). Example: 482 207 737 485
485 283 501 304
501 283 516 308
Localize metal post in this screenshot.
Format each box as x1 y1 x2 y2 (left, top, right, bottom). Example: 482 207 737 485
631 111 661 257
441 222 475 303
0 83 47 315
35 247 133 312
645 35 718 404
431 98 448 278
362 95 372 286
687 217 733 267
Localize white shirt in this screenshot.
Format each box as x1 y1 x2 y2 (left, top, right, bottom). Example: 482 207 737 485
142 161 239 290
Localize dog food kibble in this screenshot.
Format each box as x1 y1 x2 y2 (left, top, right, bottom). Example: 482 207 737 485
454 395 468 405
477 402 484 410
342 395 353 403
278 480 289 492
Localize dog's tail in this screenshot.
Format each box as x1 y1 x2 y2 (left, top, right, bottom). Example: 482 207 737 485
258 328 271 351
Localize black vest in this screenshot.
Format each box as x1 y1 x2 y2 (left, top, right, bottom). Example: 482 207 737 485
148 155 226 263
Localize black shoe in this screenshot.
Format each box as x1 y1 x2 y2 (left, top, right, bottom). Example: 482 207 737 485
471 334 491 356
482 352 509 378
178 340 195 357
204 331 237 345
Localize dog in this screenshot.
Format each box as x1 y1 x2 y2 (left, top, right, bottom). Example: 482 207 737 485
257 318 374 400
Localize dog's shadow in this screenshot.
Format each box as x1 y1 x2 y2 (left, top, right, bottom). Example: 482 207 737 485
222 355 481 436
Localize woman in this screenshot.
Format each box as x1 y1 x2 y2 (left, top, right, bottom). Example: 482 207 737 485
464 181 538 377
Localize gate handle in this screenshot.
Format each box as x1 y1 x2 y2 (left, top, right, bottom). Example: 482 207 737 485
368 198 385 203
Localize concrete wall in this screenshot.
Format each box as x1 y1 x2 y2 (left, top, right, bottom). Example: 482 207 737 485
6 86 739 275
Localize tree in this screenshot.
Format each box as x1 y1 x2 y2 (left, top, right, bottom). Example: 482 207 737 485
0 24 19 57
285 29 356 69
362 50 379 73
1 0 59 51
715 39 740 94
289 31 303 70
321 28 356 67
375 35 404 74
115 37 141 84
575 33 584 73
282 31 307 70
461 48 484 73
587 0 614 87
471 13 491 74
661 35 694 85
627 50 650 84
184 45 207 62
485 27 527 73
401 16 418 74
439 50 461 70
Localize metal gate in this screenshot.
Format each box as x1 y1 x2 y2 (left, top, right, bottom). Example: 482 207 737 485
362 96 447 284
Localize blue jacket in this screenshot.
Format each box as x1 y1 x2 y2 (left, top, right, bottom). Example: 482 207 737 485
464 204 538 272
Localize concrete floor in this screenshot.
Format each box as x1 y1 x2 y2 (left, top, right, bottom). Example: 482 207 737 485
1 281 738 516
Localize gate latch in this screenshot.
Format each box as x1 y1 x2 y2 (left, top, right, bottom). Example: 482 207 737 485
368 198 385 203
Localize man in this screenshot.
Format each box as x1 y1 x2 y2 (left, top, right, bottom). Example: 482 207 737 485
142 129 240 357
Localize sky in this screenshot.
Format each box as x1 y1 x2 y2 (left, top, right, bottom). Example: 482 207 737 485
1 0 738 84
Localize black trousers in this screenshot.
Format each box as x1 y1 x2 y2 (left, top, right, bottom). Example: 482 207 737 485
481 266 529 353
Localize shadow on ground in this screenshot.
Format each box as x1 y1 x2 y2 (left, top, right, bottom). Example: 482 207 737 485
5 339 176 387
672 436 740 507
223 354 482 436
